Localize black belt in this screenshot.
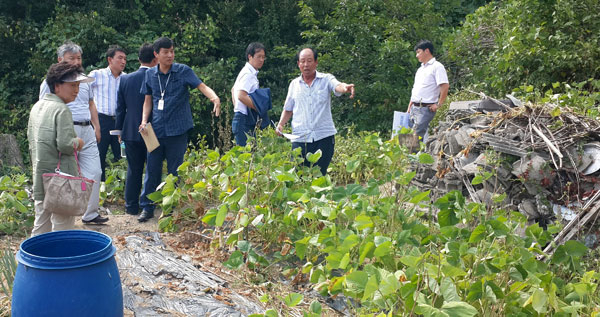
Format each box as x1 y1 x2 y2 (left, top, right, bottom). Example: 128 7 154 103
73 121 91 126
99 113 116 119
413 102 436 107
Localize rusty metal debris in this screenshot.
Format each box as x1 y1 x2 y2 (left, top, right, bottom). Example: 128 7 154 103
413 96 600 253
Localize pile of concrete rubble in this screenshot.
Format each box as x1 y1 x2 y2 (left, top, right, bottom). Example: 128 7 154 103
413 96 600 249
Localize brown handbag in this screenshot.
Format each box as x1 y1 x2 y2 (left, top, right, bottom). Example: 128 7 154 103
42 146 94 216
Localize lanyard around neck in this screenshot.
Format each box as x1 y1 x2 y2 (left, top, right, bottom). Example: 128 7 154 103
158 72 171 100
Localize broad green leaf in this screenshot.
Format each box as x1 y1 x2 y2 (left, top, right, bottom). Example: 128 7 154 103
346 159 360 173
488 219 510 237
339 252 350 270
295 236 311 260
158 216 172 232
531 288 548 313
373 241 393 258
468 224 487 243
340 234 360 252
306 150 322 164
362 275 379 301
379 273 401 296
565 240 588 257
345 271 369 297
223 250 244 269
354 214 374 230
146 191 163 202
440 277 460 302
471 175 484 185
259 293 269 303
415 303 446 317
264 309 278 317
309 300 322 314
466 281 483 301
216 205 227 227
326 252 343 269
359 242 375 264
400 255 421 268
418 153 434 164
238 240 251 253
438 209 459 227
442 264 467 278
201 208 217 225
282 292 303 307
409 190 430 204
441 301 478 317
275 171 297 182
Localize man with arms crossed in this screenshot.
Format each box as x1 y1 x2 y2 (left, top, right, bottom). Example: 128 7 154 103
407 40 449 141
276 47 355 176
89 45 127 181
39 42 108 224
137 37 221 222
231 42 266 146
115 43 157 215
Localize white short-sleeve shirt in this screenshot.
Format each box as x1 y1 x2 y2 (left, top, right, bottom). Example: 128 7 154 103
284 71 341 143
410 58 449 104
232 62 259 115
39 80 94 122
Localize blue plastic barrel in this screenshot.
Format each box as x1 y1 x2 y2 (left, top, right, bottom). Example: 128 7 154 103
12 230 123 316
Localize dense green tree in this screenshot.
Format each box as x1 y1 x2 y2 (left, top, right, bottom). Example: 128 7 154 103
1 0 490 161
446 0 600 95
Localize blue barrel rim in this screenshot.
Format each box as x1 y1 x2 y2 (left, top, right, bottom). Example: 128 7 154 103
16 230 117 270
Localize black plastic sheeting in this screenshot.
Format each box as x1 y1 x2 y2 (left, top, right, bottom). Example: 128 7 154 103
116 232 264 316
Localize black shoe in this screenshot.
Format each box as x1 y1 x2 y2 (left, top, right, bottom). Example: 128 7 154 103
138 210 154 223
82 215 109 224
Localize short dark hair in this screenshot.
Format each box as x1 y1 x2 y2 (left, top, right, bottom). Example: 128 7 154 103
153 37 173 53
296 47 318 62
46 62 84 94
245 42 265 61
138 43 155 64
107 45 126 59
414 40 434 55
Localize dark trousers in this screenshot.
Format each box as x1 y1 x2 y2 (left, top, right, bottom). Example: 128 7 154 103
97 113 121 181
139 133 188 214
292 135 335 175
232 112 255 146
124 140 147 214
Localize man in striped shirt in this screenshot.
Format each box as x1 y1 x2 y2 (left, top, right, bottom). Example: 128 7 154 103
89 45 127 181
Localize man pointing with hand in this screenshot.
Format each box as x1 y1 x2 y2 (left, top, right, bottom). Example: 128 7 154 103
277 47 355 175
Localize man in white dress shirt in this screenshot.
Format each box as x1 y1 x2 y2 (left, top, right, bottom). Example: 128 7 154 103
231 42 266 146
407 40 449 141
89 45 127 181
276 47 355 175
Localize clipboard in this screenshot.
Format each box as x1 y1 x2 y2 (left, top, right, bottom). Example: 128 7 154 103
140 122 160 152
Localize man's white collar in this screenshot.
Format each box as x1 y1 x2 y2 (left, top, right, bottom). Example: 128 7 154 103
422 57 436 66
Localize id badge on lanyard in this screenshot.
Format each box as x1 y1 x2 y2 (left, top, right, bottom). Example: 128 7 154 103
158 72 171 111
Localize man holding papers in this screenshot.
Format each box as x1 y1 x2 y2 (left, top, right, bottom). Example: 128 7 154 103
137 37 221 222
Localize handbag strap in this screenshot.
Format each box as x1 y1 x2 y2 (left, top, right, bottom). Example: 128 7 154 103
73 144 83 177
55 144 83 177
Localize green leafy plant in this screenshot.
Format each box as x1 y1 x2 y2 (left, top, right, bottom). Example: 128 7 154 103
0 174 34 236
0 247 17 316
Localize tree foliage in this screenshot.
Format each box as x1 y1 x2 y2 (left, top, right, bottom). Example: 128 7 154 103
1 0 485 156
446 0 600 95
